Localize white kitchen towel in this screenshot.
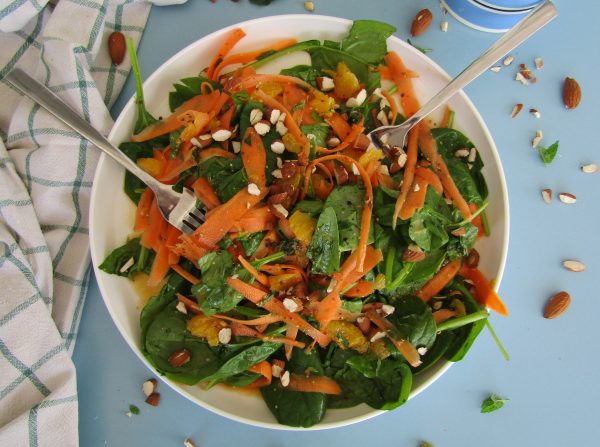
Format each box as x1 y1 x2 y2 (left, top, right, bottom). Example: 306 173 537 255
0 0 186 445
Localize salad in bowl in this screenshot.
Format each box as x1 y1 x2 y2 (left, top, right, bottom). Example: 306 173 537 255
93 16 508 429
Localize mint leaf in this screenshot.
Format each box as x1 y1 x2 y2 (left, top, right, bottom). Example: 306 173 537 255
129 404 140 415
537 140 559 166
481 394 508 413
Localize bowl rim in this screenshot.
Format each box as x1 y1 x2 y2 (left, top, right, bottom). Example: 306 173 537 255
90 13 510 430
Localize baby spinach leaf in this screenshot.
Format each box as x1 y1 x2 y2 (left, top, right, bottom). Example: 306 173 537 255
389 295 437 350
197 251 233 288
388 249 446 297
481 394 508 413
169 76 221 112
237 231 265 257
537 140 559 166
413 331 455 374
330 355 412 410
144 302 220 385
280 64 322 87
324 185 373 251
341 20 396 66
433 128 487 201
203 342 281 388
309 46 370 83
261 339 326 427
140 273 188 349
99 237 152 278
445 222 478 260
301 123 331 148
196 156 247 203
307 207 340 274
293 199 324 216
118 141 154 204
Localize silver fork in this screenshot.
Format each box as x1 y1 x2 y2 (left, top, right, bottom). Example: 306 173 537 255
5 68 205 235
369 0 557 152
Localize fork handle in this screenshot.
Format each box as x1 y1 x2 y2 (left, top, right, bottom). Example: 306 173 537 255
401 0 557 132
5 68 160 190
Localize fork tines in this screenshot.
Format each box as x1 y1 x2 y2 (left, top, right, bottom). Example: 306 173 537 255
182 208 205 233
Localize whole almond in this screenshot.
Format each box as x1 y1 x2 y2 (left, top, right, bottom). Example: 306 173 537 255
108 31 126 65
563 77 581 109
168 348 190 367
411 9 433 37
543 291 571 319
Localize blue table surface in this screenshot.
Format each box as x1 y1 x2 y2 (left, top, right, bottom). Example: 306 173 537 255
73 1 600 445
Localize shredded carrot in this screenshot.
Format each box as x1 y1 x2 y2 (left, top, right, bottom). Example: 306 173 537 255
212 313 282 326
207 28 246 80
253 89 310 164
286 374 342 395
317 123 365 155
433 308 457 324
398 176 428 220
365 309 421 367
246 360 272 388
439 105 453 128
131 91 221 142
147 242 170 287
192 177 221 210
231 205 276 233
325 113 352 139
134 188 153 232
237 255 269 287
226 277 330 347
241 127 267 188
381 90 398 125
417 125 472 220
384 51 420 117
416 259 462 302
174 186 267 264
176 294 201 314
414 165 443 195
343 280 375 298
157 159 197 183
198 148 236 161
284 325 298 361
141 198 167 251
170 263 201 285
460 266 509 316
392 126 418 228
232 73 312 93
212 38 298 79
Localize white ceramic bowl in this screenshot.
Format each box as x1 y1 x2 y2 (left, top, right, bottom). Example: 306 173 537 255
90 15 509 430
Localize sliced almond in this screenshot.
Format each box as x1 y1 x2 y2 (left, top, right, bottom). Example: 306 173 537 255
515 72 529 86
543 291 571 319
563 260 585 272
541 188 552 204
440 20 448 32
489 66 501 73
534 57 544 70
142 378 158 397
503 55 514 66
581 163 598 174
511 103 523 118
532 130 543 148
466 248 480 269
249 108 263 125
558 192 576 204
184 439 197 447
529 108 541 118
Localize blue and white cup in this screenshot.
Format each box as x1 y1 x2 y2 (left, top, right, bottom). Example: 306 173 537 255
441 0 545 32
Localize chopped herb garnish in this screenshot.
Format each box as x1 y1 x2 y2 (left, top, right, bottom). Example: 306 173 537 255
537 140 559 166
481 394 508 413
